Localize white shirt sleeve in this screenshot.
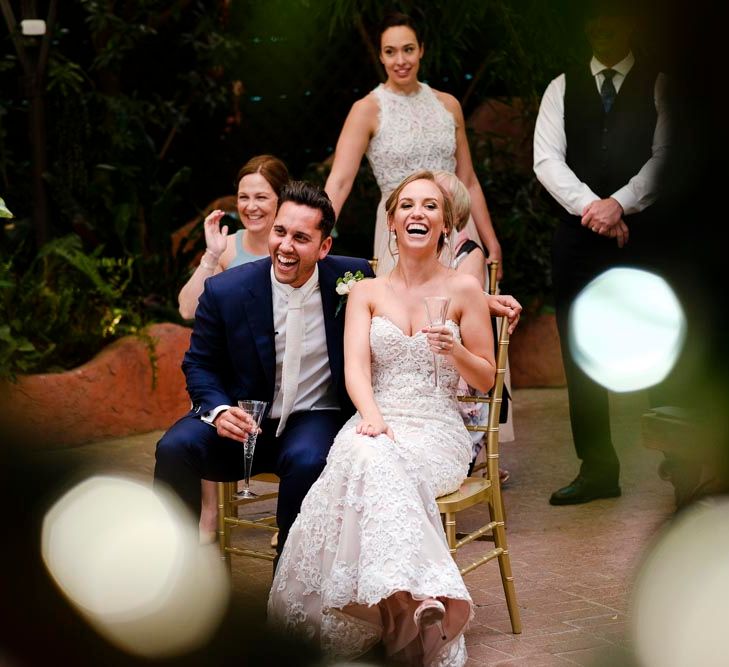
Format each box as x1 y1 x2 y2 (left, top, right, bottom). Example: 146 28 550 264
533 74 601 217
201 404 231 426
610 73 669 215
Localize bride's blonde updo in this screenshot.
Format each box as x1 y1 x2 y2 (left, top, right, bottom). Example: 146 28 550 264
385 170 455 255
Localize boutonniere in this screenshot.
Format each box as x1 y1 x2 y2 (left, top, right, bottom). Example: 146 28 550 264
335 270 365 316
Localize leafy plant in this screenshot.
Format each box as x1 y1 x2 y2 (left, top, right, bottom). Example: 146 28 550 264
0 234 161 380
0 1 242 376
0 197 12 219
471 127 558 313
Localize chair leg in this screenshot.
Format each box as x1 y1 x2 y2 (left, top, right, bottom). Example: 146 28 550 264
217 482 234 574
489 498 521 634
444 511 457 554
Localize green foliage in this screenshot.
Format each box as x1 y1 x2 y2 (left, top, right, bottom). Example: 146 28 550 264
0 1 243 375
303 159 379 257
323 0 585 106
0 1 578 375
471 131 557 312
0 234 162 379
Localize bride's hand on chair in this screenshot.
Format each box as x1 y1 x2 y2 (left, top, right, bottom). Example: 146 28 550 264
356 418 394 441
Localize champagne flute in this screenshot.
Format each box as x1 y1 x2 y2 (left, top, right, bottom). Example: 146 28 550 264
235 399 268 499
423 296 451 390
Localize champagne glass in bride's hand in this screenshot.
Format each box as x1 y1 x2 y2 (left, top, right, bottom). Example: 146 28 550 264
235 399 268 499
423 296 451 389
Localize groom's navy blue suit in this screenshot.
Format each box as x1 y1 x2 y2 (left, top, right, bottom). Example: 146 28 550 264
154 254 373 553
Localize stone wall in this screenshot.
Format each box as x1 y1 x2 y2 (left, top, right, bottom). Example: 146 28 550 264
0 323 192 450
1 312 565 449
509 313 566 389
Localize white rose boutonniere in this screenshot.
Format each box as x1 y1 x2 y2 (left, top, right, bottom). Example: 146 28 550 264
335 270 365 316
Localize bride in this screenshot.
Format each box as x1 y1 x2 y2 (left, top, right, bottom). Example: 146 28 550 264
268 171 495 666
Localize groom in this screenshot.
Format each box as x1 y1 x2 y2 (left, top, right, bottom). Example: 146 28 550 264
154 181 373 555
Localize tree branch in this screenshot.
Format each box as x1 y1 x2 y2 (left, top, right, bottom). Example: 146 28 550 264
37 0 58 78
354 12 382 81
0 0 31 73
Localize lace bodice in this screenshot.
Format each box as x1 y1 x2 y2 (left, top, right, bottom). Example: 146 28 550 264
370 315 461 401
366 83 457 195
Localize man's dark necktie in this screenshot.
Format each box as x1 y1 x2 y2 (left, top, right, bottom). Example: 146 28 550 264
600 69 617 113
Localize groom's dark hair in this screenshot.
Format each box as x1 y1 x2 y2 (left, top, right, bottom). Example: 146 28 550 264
277 181 336 239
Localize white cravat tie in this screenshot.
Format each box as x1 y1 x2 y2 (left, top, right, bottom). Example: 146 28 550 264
276 287 305 436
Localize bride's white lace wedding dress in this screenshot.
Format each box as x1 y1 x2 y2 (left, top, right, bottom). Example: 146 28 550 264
268 316 473 666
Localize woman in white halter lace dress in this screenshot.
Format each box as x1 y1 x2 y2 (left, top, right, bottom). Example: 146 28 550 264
324 11 502 280
268 171 496 666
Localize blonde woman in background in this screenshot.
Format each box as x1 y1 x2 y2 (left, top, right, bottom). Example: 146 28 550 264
435 170 518 483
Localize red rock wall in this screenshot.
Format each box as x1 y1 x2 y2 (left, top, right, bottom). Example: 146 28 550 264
0 313 564 450
0 323 192 450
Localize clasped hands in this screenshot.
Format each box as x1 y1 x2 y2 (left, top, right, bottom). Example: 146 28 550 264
581 198 629 248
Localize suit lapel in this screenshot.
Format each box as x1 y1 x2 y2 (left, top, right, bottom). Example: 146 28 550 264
318 259 345 390
242 260 276 399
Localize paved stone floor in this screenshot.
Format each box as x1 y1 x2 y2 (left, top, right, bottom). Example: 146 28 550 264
37 388 674 666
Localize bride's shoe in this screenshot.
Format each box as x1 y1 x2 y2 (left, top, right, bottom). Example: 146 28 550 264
413 598 447 641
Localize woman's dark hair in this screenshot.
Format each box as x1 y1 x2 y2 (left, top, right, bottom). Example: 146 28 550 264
235 155 289 197
277 181 336 239
378 11 422 46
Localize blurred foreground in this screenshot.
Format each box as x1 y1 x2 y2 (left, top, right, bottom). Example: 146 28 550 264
3 387 681 666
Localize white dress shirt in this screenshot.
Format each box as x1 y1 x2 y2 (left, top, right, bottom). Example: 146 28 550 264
268 265 337 419
533 52 668 217
202 265 337 427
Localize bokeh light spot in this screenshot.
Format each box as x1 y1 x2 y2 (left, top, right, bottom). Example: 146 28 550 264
631 498 729 667
569 268 686 392
41 476 229 658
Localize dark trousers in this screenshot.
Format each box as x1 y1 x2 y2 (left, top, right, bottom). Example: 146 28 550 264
552 221 629 483
154 409 344 554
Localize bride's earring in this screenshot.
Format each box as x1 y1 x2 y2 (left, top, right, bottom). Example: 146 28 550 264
389 227 399 258
439 231 453 266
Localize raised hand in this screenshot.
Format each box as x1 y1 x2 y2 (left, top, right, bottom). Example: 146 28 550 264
203 209 230 262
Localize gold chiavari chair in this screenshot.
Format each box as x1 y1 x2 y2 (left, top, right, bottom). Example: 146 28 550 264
217 259 380 570
435 261 522 633
217 474 279 571
472 260 502 478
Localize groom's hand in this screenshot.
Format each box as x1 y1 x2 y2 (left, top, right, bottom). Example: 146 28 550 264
486 294 522 334
214 407 257 443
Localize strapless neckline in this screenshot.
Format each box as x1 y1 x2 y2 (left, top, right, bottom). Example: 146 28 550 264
372 314 458 340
